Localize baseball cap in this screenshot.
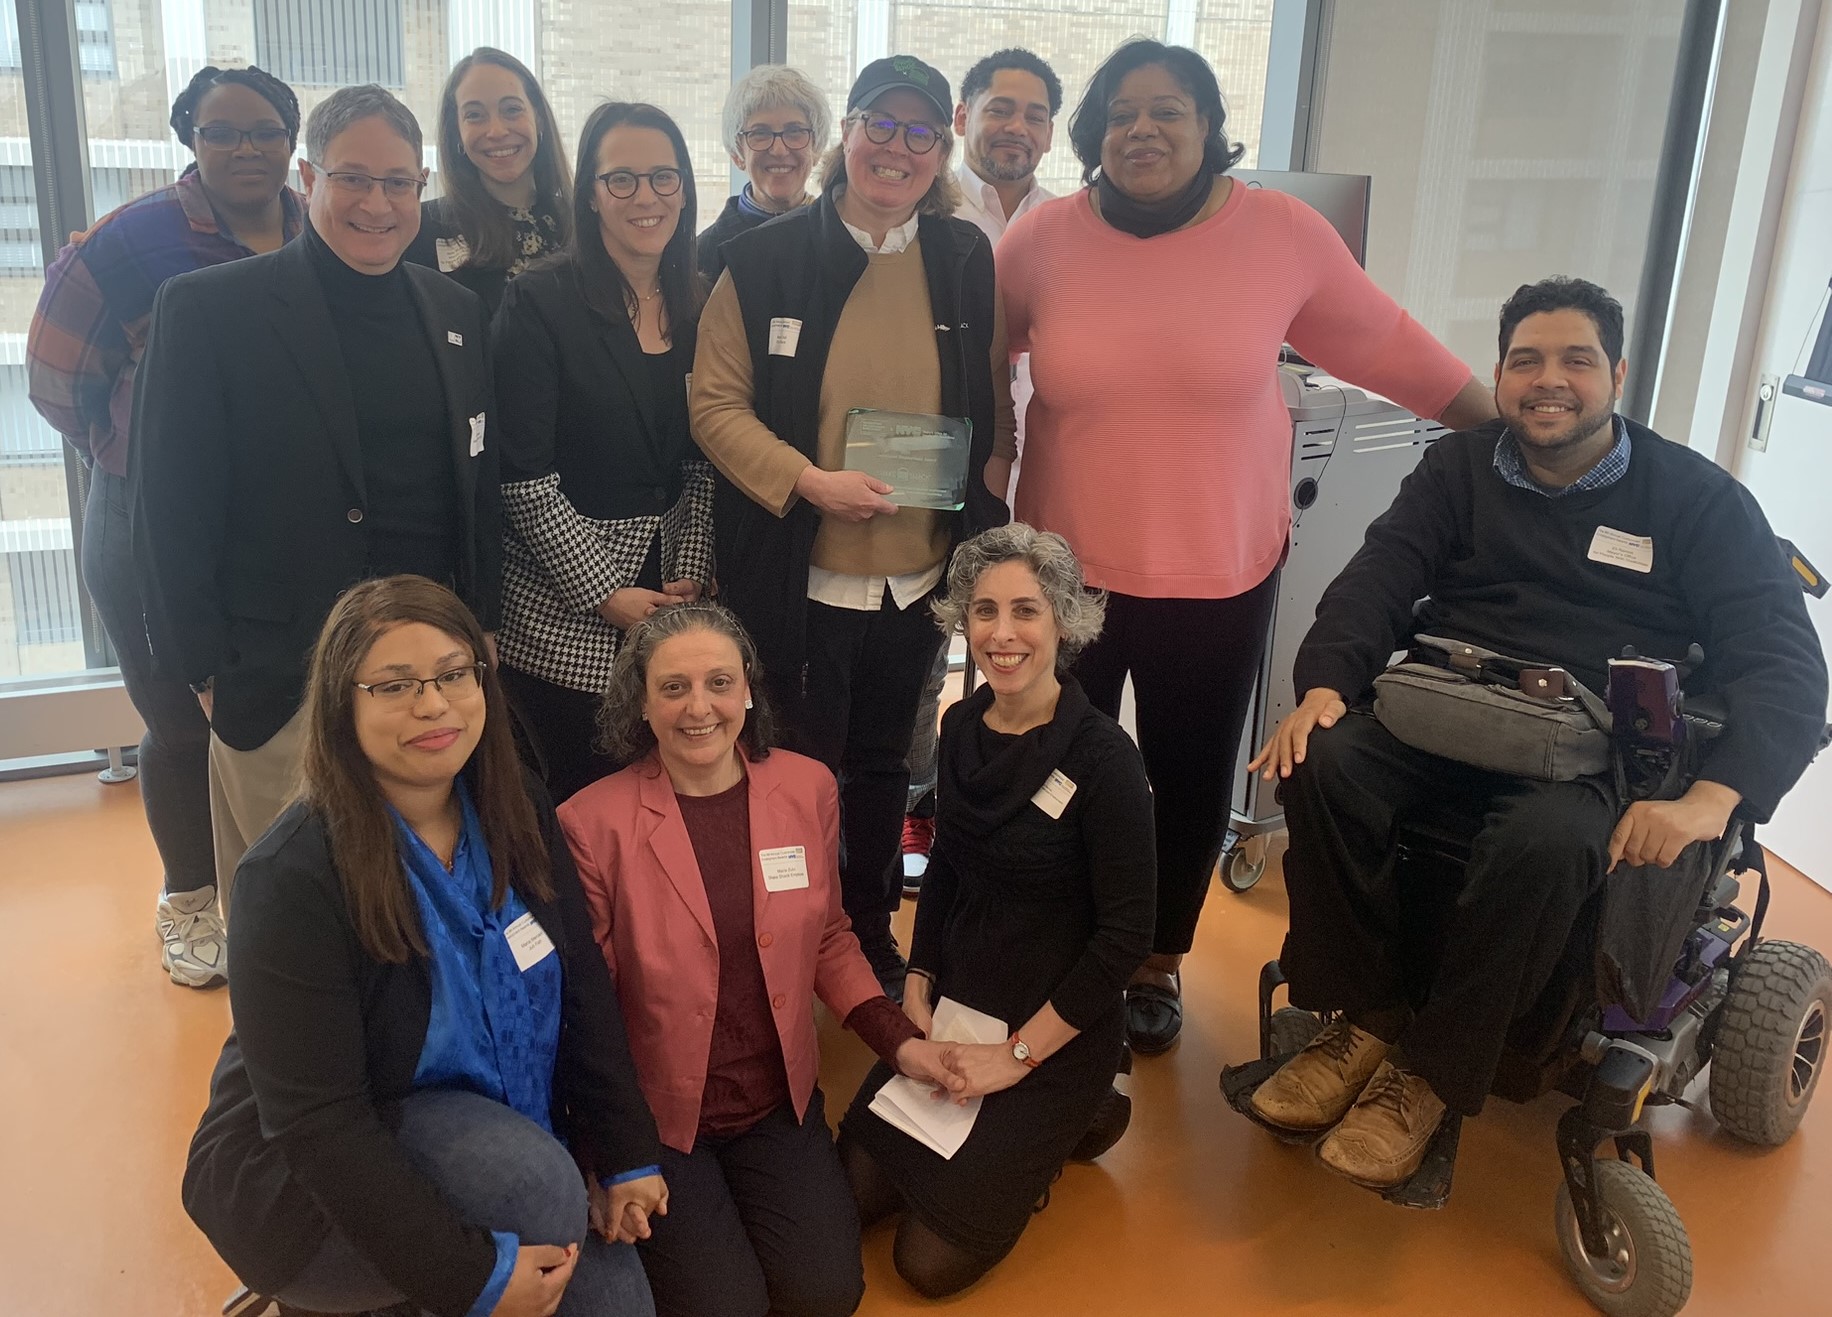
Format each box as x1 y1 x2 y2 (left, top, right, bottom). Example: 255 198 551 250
847 55 953 123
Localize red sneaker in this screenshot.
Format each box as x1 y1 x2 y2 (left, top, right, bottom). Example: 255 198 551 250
901 814 935 894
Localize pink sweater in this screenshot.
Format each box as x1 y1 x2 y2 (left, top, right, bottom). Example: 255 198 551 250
998 184 1472 598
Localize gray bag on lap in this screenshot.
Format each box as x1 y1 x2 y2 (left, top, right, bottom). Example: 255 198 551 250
1372 635 1612 782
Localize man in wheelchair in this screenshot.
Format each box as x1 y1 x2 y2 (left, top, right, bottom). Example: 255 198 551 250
1245 276 1829 1190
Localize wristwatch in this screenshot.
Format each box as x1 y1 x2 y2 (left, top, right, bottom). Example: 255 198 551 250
1009 1035 1040 1069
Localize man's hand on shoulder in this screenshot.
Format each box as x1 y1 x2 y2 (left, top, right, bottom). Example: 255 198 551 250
1249 687 1347 781
1608 780 1742 872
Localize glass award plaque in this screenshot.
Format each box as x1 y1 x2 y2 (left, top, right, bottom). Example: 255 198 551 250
843 409 972 511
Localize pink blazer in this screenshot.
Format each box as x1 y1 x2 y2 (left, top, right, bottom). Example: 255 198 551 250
558 748 883 1152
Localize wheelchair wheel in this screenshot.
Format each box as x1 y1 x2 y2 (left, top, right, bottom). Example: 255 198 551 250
1554 1158 1692 1317
1268 1006 1323 1058
1221 835 1269 892
1708 939 1832 1145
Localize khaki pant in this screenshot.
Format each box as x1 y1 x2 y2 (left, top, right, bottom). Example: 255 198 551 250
208 707 307 919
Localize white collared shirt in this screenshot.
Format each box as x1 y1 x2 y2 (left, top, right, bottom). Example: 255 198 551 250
953 160 1055 245
841 209 921 255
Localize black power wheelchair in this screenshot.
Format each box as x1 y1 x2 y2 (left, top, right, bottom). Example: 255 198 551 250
1222 631 1832 1317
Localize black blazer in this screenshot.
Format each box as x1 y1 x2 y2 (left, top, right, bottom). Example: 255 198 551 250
491 254 714 691
129 236 501 750
182 776 661 1317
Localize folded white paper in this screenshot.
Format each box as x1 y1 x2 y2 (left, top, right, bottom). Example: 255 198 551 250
868 997 1007 1160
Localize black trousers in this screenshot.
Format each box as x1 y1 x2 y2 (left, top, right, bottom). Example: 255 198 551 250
1073 575 1280 955
769 592 945 940
1279 713 1618 1115
637 1092 865 1317
498 664 622 806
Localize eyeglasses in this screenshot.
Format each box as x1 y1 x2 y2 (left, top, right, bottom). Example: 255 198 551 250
196 125 292 151
851 113 941 155
354 663 487 705
597 168 683 199
739 124 813 152
310 165 427 200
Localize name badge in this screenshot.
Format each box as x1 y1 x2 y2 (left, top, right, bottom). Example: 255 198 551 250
504 911 556 972
685 371 694 406
768 317 803 357
447 330 464 347
759 845 811 891
435 234 471 273
1031 770 1077 820
1587 526 1653 574
469 413 486 457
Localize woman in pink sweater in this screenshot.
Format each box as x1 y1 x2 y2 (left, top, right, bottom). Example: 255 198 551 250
997 39 1496 1055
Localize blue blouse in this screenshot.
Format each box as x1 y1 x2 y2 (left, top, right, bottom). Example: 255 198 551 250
397 782 562 1317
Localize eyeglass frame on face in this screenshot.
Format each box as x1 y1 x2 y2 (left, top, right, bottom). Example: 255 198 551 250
354 662 489 704
848 111 941 155
196 124 293 151
307 163 428 200
738 123 813 152
596 167 684 200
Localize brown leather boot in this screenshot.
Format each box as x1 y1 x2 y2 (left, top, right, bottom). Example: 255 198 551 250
1317 1060 1448 1187
1249 1018 1389 1131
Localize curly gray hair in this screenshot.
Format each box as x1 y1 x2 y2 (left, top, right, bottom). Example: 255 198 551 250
721 65 832 157
933 524 1106 668
594 603 775 763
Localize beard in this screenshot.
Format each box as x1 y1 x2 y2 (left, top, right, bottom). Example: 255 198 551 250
1502 393 1617 456
976 141 1035 183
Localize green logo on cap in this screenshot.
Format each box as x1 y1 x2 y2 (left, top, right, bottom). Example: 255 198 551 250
892 55 930 86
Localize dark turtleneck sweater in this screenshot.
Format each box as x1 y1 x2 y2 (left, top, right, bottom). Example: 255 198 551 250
304 220 457 587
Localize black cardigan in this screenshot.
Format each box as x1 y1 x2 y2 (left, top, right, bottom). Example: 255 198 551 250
695 192 773 283
182 777 660 1317
709 191 1010 685
1293 418 1828 821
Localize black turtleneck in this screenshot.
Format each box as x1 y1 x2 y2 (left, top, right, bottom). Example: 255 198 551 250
305 220 457 587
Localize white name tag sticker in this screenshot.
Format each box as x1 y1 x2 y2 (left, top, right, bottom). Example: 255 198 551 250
768 317 803 357
684 371 693 406
435 235 471 273
759 845 811 891
504 911 556 972
469 413 486 457
1587 526 1653 574
1031 770 1077 820
446 330 463 346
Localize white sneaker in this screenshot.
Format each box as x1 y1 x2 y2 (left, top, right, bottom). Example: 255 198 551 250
156 886 227 988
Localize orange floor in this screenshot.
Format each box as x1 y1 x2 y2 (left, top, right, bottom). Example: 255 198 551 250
5 769 1832 1317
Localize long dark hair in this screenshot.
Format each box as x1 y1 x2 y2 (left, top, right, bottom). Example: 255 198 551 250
569 101 706 334
299 575 552 964
596 603 775 765
1067 39 1246 187
436 47 573 269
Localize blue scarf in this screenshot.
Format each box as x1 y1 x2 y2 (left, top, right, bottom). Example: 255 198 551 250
397 782 562 1130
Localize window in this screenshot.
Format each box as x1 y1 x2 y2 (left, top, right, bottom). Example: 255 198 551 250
5 545 82 653
254 0 406 88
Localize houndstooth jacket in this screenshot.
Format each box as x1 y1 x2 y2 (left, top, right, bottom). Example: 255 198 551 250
497 461 715 691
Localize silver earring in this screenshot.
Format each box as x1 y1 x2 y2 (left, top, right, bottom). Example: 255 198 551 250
744 696 754 709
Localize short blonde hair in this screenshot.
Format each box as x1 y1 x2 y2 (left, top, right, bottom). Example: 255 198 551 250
932 524 1107 668
816 112 961 216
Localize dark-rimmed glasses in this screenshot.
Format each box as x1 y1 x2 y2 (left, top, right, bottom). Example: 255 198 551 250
355 663 487 705
309 165 426 200
739 124 813 152
196 125 292 151
597 168 684 199
850 113 941 155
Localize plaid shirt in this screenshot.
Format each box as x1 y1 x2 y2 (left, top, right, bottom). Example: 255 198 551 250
1493 415 1631 498
27 170 305 476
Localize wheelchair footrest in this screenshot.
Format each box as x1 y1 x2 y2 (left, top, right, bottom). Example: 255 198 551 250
1221 1055 1336 1146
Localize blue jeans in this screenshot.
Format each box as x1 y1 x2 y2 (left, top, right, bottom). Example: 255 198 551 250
277 1089 654 1316
82 468 215 894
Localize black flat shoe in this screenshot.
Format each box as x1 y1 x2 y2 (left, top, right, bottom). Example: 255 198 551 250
1125 972 1183 1054
859 933 908 1004
1069 1085 1133 1161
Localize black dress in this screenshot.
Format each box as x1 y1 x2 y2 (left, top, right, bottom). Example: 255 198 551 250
405 195 564 320
840 676 1155 1259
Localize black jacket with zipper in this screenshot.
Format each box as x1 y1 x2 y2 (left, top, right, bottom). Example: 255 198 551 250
710 190 1009 688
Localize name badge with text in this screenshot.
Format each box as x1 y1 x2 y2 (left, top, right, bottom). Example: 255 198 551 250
504 911 556 972
759 845 811 891
1588 526 1653 574
1031 770 1077 820
768 317 803 357
469 413 486 457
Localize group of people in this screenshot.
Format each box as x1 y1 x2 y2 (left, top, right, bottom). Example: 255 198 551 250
25 30 1828 1317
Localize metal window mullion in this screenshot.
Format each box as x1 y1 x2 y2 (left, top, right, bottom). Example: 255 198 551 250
15 0 108 670
729 0 788 194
